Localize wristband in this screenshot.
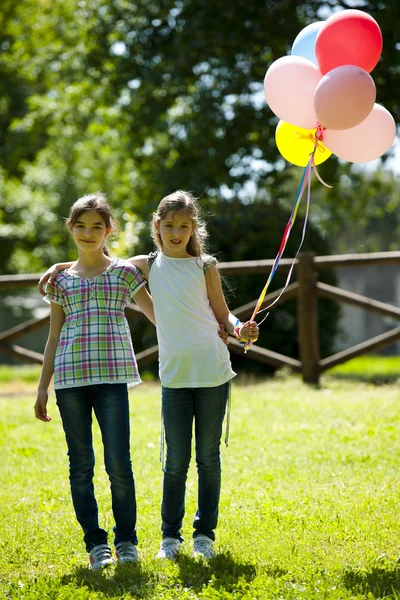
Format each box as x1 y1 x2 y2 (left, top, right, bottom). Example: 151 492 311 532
233 318 246 345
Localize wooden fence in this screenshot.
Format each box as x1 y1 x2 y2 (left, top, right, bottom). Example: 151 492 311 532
1 250 400 384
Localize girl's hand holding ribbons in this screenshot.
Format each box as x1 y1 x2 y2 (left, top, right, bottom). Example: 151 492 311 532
234 320 259 346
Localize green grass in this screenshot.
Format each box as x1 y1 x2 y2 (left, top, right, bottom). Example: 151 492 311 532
0 364 42 384
1 368 400 598
329 356 400 383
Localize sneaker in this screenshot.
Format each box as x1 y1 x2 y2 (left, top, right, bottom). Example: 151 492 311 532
89 544 113 571
156 537 181 560
193 534 215 559
115 541 139 564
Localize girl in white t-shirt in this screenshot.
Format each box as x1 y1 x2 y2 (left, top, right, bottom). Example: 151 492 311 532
130 190 259 560
38 190 259 560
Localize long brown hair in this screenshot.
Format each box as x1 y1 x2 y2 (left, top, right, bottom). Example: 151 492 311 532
66 192 119 256
151 190 208 257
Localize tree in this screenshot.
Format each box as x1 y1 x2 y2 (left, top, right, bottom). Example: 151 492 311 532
1 0 398 231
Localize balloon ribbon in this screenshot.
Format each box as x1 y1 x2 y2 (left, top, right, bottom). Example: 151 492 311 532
244 125 331 352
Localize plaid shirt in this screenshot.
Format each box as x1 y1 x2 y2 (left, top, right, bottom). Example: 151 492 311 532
44 258 145 389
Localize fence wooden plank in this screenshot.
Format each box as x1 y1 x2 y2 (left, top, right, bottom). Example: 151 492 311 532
316 282 400 320
0 314 50 344
228 338 301 369
0 274 41 289
1 344 44 364
216 251 400 275
135 345 159 367
135 339 302 371
232 282 299 320
319 326 400 371
315 251 400 269
218 258 295 275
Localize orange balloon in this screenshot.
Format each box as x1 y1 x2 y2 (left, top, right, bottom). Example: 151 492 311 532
314 65 376 130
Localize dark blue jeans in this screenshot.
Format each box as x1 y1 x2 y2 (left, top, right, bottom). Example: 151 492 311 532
161 382 230 542
55 383 138 552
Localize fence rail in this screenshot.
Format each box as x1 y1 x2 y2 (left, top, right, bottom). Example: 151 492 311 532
1 250 400 384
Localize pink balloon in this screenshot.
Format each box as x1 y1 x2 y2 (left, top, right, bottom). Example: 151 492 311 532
264 56 322 129
315 9 383 75
323 104 396 163
314 66 376 130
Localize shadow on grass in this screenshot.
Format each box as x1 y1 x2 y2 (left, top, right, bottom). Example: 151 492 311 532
7 563 154 600
176 551 257 593
60 562 153 598
343 565 400 598
54 553 257 598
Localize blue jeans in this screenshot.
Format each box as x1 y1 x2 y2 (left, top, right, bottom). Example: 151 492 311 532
161 382 230 542
55 383 138 552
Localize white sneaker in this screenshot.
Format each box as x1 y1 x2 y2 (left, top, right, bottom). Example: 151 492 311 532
156 537 181 559
89 544 113 571
115 541 139 564
193 535 215 559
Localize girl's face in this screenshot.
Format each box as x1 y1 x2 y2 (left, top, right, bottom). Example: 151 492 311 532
157 210 195 258
69 210 110 254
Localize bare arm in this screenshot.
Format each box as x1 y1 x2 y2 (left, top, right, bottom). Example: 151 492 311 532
205 265 235 333
205 264 259 342
133 286 156 326
34 302 65 422
127 255 150 280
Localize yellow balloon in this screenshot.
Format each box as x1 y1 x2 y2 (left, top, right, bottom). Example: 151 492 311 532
275 120 332 167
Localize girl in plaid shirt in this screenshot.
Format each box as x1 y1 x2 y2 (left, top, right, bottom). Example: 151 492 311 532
34 193 155 571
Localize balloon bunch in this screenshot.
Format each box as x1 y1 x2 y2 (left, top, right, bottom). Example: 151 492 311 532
264 9 396 166
244 10 396 351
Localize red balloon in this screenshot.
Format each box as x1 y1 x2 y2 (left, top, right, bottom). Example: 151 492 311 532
315 10 383 75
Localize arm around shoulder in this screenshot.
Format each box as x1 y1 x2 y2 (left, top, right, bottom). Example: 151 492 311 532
127 255 150 280
38 262 73 296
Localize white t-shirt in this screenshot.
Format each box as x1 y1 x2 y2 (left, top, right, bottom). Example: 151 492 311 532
148 253 236 388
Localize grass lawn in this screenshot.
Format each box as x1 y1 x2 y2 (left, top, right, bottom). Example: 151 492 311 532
1 363 400 598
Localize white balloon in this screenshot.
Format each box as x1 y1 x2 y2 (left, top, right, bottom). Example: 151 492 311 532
264 55 322 129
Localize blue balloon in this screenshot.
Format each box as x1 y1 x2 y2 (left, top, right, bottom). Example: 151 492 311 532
291 22 324 67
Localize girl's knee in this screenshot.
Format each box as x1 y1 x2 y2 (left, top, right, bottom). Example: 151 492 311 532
196 454 221 471
105 455 133 478
165 451 191 476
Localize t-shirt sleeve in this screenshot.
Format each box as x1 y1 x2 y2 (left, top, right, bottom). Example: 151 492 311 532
126 265 146 300
203 255 218 271
43 277 64 306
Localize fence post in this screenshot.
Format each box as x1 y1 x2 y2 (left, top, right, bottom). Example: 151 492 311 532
297 253 320 384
